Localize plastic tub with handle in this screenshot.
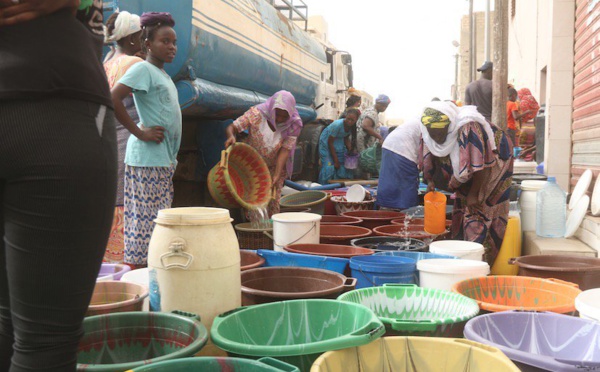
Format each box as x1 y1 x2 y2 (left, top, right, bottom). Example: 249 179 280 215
210 299 385 372
271 212 321 251
349 256 417 288
417 259 490 291
337 284 479 337
464 310 600 372
311 336 520 372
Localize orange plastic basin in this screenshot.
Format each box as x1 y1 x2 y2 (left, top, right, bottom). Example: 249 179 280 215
452 275 581 314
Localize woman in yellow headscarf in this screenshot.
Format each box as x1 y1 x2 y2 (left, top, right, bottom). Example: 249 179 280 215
419 102 513 266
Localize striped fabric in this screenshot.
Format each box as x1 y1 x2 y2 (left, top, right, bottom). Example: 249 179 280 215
124 165 175 265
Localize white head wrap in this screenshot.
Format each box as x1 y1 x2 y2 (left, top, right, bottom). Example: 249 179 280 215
420 103 497 183
104 11 141 43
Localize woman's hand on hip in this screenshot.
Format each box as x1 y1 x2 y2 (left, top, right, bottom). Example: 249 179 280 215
0 0 80 26
139 124 166 144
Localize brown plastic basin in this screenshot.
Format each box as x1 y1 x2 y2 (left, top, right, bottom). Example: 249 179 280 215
86 281 148 317
341 210 405 230
510 254 600 291
240 267 356 305
285 243 374 258
320 215 364 225
240 249 265 271
320 224 372 245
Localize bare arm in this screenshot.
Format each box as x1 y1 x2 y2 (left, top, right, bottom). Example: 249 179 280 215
111 83 165 143
224 123 238 148
272 147 290 184
512 109 532 121
361 117 384 142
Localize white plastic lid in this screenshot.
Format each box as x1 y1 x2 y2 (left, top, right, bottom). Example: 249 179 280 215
520 180 547 191
429 240 484 252
346 184 366 203
156 207 231 225
272 212 322 223
417 259 490 274
575 288 600 322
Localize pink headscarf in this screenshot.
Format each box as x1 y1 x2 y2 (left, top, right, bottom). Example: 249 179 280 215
255 90 303 176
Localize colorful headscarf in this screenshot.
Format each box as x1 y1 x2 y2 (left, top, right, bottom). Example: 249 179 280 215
104 11 141 43
421 108 451 129
140 12 175 28
376 94 391 104
255 91 303 176
517 88 540 122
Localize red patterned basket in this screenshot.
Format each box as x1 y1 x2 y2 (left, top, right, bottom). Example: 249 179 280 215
208 143 273 209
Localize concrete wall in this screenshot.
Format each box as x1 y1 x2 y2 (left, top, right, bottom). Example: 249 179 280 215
457 11 495 101
507 0 575 190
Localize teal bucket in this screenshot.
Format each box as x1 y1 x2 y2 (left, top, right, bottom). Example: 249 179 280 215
349 256 417 288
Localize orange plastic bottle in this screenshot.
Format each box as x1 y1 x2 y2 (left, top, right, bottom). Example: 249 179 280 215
424 191 447 235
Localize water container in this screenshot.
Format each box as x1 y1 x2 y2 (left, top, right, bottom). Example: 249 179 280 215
424 191 447 235
519 180 546 231
147 207 241 332
536 177 566 237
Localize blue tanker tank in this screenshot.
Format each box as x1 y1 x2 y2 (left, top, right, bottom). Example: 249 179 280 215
105 0 323 122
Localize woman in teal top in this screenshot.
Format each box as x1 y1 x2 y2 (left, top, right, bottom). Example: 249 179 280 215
318 109 359 185
111 12 181 267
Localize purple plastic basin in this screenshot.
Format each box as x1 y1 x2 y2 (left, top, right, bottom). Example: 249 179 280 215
97 264 131 282
464 310 600 371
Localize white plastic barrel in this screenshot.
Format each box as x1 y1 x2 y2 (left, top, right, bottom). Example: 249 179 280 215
575 288 600 322
417 259 490 291
148 207 241 332
519 180 547 232
271 212 321 251
429 240 485 261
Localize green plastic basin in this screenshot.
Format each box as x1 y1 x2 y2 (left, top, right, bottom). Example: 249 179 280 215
77 311 208 372
337 284 479 337
126 357 299 371
211 299 385 372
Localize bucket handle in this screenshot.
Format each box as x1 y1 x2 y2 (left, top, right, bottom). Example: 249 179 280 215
219 149 229 169
263 231 274 240
160 239 194 270
171 310 201 322
273 222 318 247
257 357 298 372
391 319 437 332
508 257 517 265
349 321 385 339
546 278 580 288
343 277 357 293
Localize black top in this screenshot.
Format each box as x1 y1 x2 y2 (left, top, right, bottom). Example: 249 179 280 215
0 3 111 107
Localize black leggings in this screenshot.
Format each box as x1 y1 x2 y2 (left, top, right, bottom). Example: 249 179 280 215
0 98 117 371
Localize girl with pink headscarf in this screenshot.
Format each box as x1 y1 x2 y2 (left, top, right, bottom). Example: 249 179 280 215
225 90 303 216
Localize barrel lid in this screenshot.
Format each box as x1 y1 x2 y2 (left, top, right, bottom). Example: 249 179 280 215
155 207 232 225
417 259 490 274
521 180 547 191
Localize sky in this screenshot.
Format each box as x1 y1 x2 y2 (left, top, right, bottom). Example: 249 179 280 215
302 0 492 121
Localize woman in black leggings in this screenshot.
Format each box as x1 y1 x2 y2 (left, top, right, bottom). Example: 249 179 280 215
0 1 116 371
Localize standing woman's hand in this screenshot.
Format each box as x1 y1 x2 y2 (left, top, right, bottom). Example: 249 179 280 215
0 0 80 26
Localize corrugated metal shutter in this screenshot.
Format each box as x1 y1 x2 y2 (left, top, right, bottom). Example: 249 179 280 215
572 0 600 191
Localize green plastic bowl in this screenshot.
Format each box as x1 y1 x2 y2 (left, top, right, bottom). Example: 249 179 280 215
337 284 479 337
77 311 208 372
127 357 299 371
211 299 384 371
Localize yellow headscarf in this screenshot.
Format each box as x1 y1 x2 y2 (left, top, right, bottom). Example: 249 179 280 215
421 108 451 129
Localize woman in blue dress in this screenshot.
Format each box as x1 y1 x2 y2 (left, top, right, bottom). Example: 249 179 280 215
318 109 360 184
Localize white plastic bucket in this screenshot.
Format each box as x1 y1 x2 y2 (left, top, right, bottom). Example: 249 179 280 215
575 288 600 322
429 240 485 261
417 259 490 291
121 268 150 311
519 180 546 232
271 212 321 252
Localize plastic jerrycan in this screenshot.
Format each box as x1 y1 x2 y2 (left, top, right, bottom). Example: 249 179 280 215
424 191 447 235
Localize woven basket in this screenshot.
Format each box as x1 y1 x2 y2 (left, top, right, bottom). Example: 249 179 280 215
279 190 329 215
207 143 273 209
234 223 273 250
331 195 376 215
